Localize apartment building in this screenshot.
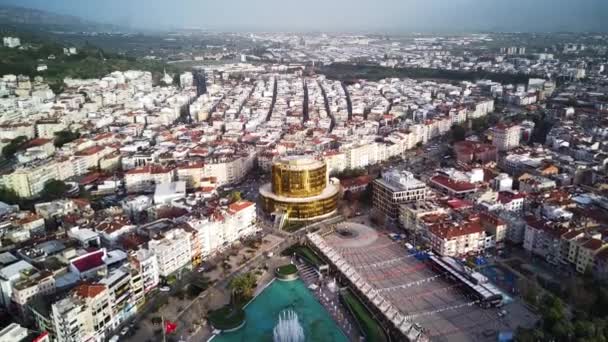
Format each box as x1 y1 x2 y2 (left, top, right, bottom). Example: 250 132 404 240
130 249 159 294
188 201 258 259
1 159 61 198
523 217 568 265
176 162 204 189
99 268 139 329
428 221 486 257
373 170 428 222
148 229 192 277
493 124 521 152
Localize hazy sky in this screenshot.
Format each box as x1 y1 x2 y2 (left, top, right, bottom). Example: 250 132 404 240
1 0 607 32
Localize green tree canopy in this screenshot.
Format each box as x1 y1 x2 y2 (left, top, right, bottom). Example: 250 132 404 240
228 272 257 305
450 124 467 142
41 180 68 201
54 130 80 148
0 187 21 205
2 136 28 159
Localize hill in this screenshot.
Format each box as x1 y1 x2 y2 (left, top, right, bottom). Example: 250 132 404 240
0 40 179 93
0 5 127 34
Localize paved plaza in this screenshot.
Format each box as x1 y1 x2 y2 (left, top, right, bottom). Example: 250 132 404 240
318 222 537 342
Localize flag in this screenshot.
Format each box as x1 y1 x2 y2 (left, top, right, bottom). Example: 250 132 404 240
165 321 178 334
33 332 49 342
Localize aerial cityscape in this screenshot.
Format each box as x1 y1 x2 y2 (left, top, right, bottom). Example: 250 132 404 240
0 1 607 342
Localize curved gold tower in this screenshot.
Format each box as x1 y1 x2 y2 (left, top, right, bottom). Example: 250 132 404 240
260 156 338 221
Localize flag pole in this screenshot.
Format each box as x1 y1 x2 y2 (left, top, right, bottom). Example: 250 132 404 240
162 315 166 342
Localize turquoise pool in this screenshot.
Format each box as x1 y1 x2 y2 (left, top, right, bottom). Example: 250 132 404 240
211 279 348 342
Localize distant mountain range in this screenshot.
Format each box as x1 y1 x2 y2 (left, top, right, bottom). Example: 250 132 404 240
0 5 129 33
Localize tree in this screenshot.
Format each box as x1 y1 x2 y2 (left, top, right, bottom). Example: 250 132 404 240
332 167 366 179
228 273 257 305
2 136 28 159
54 130 80 148
0 187 21 205
450 124 467 142
230 191 242 203
40 180 68 201
471 117 489 134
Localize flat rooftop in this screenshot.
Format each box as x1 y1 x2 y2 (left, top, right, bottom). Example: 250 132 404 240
310 222 536 342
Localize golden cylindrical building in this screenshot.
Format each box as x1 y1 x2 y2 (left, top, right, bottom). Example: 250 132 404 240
260 157 339 221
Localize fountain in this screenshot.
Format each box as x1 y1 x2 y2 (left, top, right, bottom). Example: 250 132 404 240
327 278 337 293
273 309 305 342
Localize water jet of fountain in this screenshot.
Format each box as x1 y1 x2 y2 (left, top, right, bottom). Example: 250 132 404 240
273 309 305 342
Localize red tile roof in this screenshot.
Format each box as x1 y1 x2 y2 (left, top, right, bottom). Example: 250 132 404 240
25 138 53 148
582 238 604 252
341 175 373 189
78 172 103 185
228 201 254 213
75 145 105 156
498 191 526 204
72 250 105 273
430 175 476 193
74 283 106 298
125 166 151 175
479 211 506 226
429 222 483 240
446 198 474 210
178 162 204 170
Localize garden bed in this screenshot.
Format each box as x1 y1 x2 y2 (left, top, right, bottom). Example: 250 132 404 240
340 290 388 342
208 305 246 331
275 264 298 280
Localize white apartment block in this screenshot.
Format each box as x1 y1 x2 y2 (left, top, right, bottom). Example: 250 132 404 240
2 37 20 48
51 296 95 342
1 159 63 198
202 153 255 186
493 124 521 151
188 201 258 259
11 270 55 315
132 249 159 294
148 228 192 277
428 222 486 257
523 219 565 265
99 268 139 329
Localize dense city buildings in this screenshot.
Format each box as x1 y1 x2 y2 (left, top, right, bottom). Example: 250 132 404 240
0 8 607 341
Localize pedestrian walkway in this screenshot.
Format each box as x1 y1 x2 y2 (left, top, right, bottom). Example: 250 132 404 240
296 260 361 341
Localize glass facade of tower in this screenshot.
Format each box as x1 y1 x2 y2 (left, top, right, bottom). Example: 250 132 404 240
261 191 339 220
271 163 327 198
260 157 338 221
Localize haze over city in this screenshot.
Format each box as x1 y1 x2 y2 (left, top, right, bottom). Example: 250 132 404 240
1 0 607 32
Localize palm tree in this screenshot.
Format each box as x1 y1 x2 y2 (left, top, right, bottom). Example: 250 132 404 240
228 273 257 304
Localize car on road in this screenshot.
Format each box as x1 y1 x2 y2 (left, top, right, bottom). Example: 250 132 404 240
159 286 171 292
120 327 129 336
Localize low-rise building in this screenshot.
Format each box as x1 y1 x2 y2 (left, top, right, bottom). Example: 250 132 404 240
428 221 486 257
429 175 477 198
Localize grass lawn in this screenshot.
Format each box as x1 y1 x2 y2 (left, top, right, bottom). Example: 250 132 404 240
283 221 307 233
208 305 246 331
283 244 324 267
275 264 298 276
341 290 388 342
